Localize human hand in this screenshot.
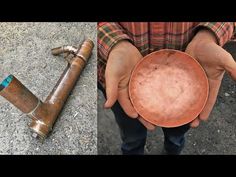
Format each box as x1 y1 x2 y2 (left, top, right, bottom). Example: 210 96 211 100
104 40 142 118
104 40 156 130
185 29 236 128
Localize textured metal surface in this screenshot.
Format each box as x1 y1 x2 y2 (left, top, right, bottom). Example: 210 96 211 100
129 49 209 127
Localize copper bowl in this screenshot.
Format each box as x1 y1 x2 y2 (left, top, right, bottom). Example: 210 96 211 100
129 49 209 127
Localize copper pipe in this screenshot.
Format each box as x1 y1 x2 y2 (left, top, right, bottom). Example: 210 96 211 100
51 45 78 59
0 75 41 118
0 39 94 139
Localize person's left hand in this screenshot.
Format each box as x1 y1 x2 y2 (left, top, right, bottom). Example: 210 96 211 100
185 29 236 128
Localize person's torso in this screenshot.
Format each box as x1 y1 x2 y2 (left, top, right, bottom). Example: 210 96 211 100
119 22 199 56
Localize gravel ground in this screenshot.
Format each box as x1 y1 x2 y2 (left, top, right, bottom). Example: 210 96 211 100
0 22 97 154
98 41 236 155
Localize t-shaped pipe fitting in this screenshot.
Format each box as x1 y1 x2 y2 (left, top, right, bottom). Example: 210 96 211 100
0 39 94 140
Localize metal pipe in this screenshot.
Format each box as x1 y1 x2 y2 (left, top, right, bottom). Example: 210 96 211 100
0 75 42 120
0 39 94 140
51 45 78 56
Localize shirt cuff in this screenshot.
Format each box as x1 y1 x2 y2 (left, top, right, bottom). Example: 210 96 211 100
196 22 235 46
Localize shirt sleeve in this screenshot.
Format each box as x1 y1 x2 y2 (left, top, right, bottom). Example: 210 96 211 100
196 22 235 46
97 22 133 60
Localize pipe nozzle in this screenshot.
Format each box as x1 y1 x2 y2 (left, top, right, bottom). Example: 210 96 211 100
51 46 78 56
51 39 94 64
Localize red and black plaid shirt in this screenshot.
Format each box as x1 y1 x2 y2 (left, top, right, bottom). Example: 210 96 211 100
98 22 235 87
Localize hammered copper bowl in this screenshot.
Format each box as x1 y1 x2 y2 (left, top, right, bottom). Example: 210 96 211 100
129 49 209 128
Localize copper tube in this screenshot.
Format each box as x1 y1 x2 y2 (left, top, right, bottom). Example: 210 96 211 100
0 75 41 120
0 39 94 139
51 45 78 57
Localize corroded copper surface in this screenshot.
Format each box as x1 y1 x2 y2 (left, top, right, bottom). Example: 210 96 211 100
29 39 94 138
129 49 209 127
0 39 94 139
0 75 40 115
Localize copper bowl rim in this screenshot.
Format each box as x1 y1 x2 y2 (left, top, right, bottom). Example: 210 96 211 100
129 49 209 127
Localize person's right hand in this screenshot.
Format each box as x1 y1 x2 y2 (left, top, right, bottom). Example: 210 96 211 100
104 40 156 130
104 40 168 130
104 40 142 118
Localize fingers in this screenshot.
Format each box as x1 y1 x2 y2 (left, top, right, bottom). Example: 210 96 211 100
104 72 138 118
104 74 119 109
199 55 235 121
190 117 200 128
138 116 156 131
199 78 222 121
223 54 236 81
118 88 138 118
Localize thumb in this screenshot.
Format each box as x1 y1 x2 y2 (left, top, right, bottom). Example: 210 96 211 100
104 74 119 109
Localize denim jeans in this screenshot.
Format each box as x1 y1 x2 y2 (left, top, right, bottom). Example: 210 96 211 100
98 83 190 155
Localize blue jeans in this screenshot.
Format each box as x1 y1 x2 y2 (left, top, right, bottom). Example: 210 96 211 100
98 83 190 155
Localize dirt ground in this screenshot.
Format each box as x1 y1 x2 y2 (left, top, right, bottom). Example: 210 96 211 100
98 41 236 155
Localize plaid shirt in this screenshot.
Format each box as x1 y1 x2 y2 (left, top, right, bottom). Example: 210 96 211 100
98 22 235 87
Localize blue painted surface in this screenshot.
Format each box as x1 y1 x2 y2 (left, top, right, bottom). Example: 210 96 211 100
0 75 13 88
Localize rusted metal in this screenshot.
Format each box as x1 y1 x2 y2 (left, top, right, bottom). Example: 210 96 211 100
129 49 209 128
0 39 94 139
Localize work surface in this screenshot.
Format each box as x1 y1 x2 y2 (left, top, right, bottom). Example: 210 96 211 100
0 22 97 154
